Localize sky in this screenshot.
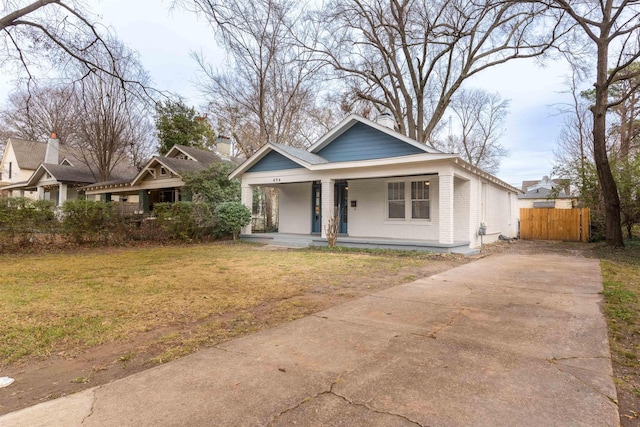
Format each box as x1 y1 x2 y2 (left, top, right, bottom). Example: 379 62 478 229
0 0 577 188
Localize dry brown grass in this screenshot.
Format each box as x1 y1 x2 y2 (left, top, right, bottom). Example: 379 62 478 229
0 242 437 366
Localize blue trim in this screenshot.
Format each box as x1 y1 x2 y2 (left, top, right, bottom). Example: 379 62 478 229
311 182 321 233
317 122 424 162
247 150 304 172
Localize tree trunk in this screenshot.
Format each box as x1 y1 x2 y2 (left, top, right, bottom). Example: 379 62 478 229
593 37 624 247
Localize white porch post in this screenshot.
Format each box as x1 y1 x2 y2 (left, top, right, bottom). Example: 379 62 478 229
241 184 253 235
36 186 44 200
320 178 334 238
438 171 454 244
58 183 68 206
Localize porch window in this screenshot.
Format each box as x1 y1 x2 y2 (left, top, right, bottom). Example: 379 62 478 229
411 181 430 219
387 182 405 219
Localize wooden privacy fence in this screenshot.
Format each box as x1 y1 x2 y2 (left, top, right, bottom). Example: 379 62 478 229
519 208 590 242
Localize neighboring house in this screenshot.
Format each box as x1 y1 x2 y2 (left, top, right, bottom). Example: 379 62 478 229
0 142 7 197
230 114 520 251
84 145 221 214
0 136 137 206
518 176 577 209
0 137 55 199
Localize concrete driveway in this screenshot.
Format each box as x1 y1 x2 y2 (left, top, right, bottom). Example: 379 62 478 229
0 254 619 426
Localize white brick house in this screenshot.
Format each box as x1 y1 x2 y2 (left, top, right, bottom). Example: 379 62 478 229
230 115 520 251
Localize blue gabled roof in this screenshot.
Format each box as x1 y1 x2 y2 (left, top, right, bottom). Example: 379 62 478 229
247 150 304 173
231 114 444 178
315 122 426 162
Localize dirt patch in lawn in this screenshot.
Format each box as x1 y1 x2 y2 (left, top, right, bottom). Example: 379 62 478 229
0 243 466 415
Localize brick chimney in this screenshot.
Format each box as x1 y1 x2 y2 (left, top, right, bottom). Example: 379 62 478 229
376 112 396 130
216 135 231 159
44 133 59 164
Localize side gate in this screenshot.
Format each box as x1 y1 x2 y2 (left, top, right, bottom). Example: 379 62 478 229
519 208 590 242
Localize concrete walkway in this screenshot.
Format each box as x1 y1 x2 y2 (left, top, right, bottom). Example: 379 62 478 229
0 254 619 426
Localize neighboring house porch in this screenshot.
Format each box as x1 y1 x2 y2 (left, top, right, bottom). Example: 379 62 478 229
84 145 222 215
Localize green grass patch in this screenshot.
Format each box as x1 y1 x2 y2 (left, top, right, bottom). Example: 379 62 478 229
596 241 640 418
0 242 429 365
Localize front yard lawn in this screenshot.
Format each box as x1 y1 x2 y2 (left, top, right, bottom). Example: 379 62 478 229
0 242 461 414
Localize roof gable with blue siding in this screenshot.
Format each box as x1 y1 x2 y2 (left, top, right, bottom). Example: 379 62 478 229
247 150 304 173
314 122 425 162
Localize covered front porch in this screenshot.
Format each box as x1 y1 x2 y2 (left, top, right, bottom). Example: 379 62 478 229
239 167 471 247
84 181 186 215
241 232 476 255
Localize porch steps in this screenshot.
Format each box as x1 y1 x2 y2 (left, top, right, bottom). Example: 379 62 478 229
241 233 479 255
240 234 313 248
311 237 477 255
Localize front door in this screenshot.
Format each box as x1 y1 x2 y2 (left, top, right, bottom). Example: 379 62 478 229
311 182 322 233
335 182 348 234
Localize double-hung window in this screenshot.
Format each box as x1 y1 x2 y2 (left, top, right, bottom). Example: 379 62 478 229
411 181 430 219
387 182 405 219
387 180 431 220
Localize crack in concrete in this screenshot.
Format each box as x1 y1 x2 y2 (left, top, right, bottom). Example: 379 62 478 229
329 388 426 427
266 372 426 427
550 355 610 361
266 373 345 426
547 359 618 405
427 308 466 339
80 386 100 424
367 294 462 309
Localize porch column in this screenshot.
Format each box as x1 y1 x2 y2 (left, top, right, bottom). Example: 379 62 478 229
438 171 454 244
36 186 44 200
58 183 68 206
241 184 253 235
139 190 149 214
320 178 334 239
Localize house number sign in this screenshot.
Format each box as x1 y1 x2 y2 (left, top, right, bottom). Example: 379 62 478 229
272 178 281 182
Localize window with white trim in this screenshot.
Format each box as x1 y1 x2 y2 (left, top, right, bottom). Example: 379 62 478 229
411 181 430 219
387 182 405 219
386 179 431 221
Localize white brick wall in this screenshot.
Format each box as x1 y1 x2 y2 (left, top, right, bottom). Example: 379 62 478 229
348 176 440 241
470 180 518 246
454 178 470 242
241 185 253 234
320 179 334 238
438 172 454 244
278 182 312 234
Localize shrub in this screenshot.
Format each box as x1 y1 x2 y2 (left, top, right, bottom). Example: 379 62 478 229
214 201 251 240
325 216 339 247
62 200 116 244
154 202 215 241
0 198 58 249
590 211 606 242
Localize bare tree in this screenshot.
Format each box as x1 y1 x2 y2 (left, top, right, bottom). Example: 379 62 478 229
0 84 79 145
182 0 330 156
442 89 509 174
536 0 640 247
313 0 568 146
69 40 154 181
1 1 155 97
553 71 598 204
607 62 640 160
